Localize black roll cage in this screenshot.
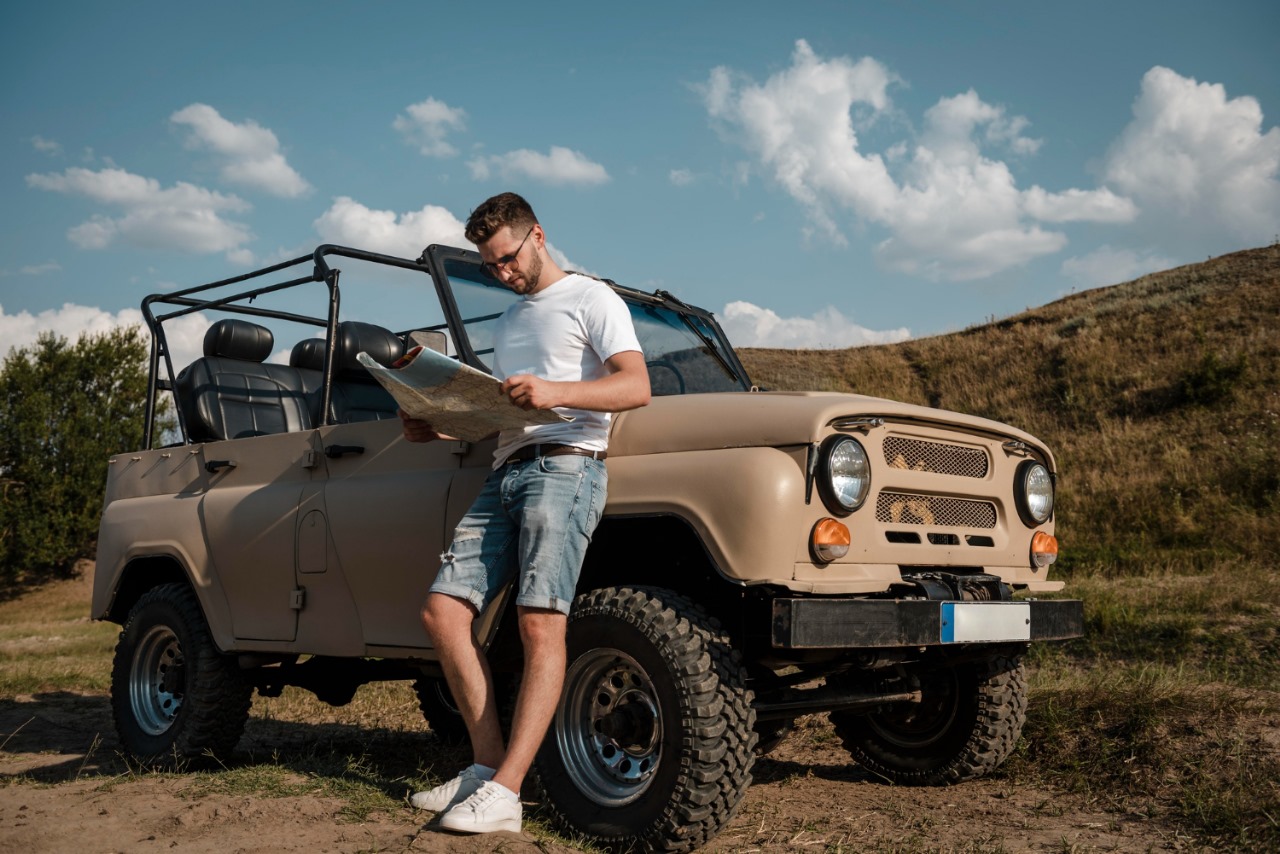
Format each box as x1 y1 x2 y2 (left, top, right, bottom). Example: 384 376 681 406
138 244 752 450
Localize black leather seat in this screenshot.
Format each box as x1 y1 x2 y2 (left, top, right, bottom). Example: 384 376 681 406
175 319 313 441
290 321 404 425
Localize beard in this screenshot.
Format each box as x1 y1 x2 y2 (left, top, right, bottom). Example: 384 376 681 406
514 250 543 294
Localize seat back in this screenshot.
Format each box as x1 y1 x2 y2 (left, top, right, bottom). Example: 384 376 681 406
175 319 312 441
290 321 404 425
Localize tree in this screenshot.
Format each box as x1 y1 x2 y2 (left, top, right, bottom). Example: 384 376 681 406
0 326 159 590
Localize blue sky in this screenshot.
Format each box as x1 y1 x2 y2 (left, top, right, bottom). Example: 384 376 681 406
3 1 1278 366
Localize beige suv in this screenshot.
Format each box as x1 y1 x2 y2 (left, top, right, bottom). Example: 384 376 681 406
94 244 1082 851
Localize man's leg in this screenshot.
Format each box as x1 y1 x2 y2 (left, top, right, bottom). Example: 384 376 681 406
491 606 567 794
421 592 505 769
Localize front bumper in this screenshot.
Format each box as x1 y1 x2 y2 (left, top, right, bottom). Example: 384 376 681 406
772 598 1084 649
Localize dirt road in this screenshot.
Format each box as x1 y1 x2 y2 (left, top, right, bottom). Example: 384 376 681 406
0 688 1187 853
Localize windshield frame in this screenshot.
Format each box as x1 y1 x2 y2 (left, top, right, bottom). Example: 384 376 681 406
420 244 753 390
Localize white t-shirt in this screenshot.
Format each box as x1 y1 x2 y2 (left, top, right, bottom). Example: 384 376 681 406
491 273 642 467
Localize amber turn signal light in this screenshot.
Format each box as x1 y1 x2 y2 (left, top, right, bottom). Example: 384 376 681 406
1031 531 1058 568
811 518 851 563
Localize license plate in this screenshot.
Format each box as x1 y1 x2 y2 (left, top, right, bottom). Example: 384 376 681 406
940 602 1031 643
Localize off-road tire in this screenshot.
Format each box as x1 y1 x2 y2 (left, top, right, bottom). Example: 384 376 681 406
831 653 1027 785
110 582 252 766
529 586 756 852
412 675 468 745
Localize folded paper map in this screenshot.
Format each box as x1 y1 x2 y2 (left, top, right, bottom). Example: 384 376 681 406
357 345 570 442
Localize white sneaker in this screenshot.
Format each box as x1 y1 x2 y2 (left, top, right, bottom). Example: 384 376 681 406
409 764 489 812
438 780 522 834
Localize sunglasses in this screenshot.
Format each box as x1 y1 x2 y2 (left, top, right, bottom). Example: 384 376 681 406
478 226 535 279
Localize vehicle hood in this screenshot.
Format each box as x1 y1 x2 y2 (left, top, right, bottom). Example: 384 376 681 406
609 391 1054 464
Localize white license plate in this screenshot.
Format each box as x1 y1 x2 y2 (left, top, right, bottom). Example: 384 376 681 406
940 602 1031 643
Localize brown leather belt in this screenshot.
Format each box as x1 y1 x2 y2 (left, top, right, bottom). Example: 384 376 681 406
504 443 607 464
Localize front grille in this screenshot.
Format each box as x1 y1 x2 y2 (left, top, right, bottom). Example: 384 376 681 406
875 492 997 528
883 436 989 478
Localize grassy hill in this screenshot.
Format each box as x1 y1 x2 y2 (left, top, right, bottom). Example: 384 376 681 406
741 243 1280 571
741 246 1280 847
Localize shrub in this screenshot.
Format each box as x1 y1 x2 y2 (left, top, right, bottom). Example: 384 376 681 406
0 327 158 591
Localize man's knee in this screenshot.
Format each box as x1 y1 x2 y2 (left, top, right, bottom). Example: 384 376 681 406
517 607 567 650
422 593 477 642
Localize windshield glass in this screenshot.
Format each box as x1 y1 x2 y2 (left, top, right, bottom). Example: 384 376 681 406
443 257 747 395
629 303 746 395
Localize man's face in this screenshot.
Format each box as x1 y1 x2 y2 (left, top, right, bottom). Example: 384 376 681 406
479 224 543 295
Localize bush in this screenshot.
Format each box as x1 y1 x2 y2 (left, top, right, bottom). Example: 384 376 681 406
0 327 157 591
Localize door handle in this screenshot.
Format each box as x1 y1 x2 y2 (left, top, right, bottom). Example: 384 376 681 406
324 444 365 459
205 459 237 474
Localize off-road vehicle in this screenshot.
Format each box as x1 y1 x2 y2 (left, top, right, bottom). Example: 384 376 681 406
94 244 1083 851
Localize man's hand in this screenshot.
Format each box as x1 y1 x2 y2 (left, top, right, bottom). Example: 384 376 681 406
500 374 560 411
399 409 455 442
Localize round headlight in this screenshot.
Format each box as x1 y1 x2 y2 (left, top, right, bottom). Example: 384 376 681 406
1015 460 1054 526
818 436 871 515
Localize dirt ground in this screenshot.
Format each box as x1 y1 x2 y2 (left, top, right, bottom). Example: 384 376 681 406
0 687 1196 854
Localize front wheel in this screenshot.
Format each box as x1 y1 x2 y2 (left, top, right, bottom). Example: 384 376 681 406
110 583 252 766
530 586 756 852
831 653 1027 785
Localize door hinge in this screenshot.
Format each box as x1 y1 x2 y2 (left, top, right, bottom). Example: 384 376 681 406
290 588 306 610
302 450 320 469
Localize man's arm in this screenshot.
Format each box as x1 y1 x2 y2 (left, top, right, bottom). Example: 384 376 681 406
500 350 651 413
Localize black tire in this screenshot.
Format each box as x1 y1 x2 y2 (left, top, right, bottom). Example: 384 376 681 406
110 582 252 766
412 675 468 744
831 654 1027 785
529 586 756 852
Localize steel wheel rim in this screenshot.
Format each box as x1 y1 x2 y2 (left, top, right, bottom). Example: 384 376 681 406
868 670 959 749
555 647 661 806
130 624 184 736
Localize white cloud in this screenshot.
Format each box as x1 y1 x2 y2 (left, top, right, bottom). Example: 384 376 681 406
393 97 467 157
719 300 911 349
1102 66 1280 245
669 168 695 186
31 135 62 156
468 146 609 186
703 40 1136 281
313 196 467 256
0 261 61 278
26 166 253 253
1060 245 1175 289
171 103 311 198
0 303 213 370
313 195 589 271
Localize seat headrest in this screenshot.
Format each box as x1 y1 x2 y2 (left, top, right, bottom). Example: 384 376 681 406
289 337 327 371
336 321 404 372
204 319 273 362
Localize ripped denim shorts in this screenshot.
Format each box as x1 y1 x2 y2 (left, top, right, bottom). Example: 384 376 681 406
428 455 607 615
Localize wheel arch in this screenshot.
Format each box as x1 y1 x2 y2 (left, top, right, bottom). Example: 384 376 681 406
102 554 236 653
579 514 747 632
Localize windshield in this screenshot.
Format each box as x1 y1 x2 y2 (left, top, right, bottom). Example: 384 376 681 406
442 257 747 395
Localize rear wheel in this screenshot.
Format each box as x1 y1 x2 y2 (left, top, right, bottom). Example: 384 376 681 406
412 675 468 744
831 654 1027 785
110 583 251 766
530 586 756 852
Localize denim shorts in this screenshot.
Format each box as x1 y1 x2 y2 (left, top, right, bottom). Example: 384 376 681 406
429 455 607 615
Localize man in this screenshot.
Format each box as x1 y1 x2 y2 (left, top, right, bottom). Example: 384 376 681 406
401 192 650 834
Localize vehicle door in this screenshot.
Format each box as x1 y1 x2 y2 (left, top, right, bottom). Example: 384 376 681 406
199 430 323 642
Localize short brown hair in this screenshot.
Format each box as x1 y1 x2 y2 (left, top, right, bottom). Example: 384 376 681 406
464 192 538 245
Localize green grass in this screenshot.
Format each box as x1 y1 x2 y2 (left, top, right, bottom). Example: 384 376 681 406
1008 660 1280 851
0 565 116 694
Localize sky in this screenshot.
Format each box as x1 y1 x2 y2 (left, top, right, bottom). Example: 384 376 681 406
3 0 1278 369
